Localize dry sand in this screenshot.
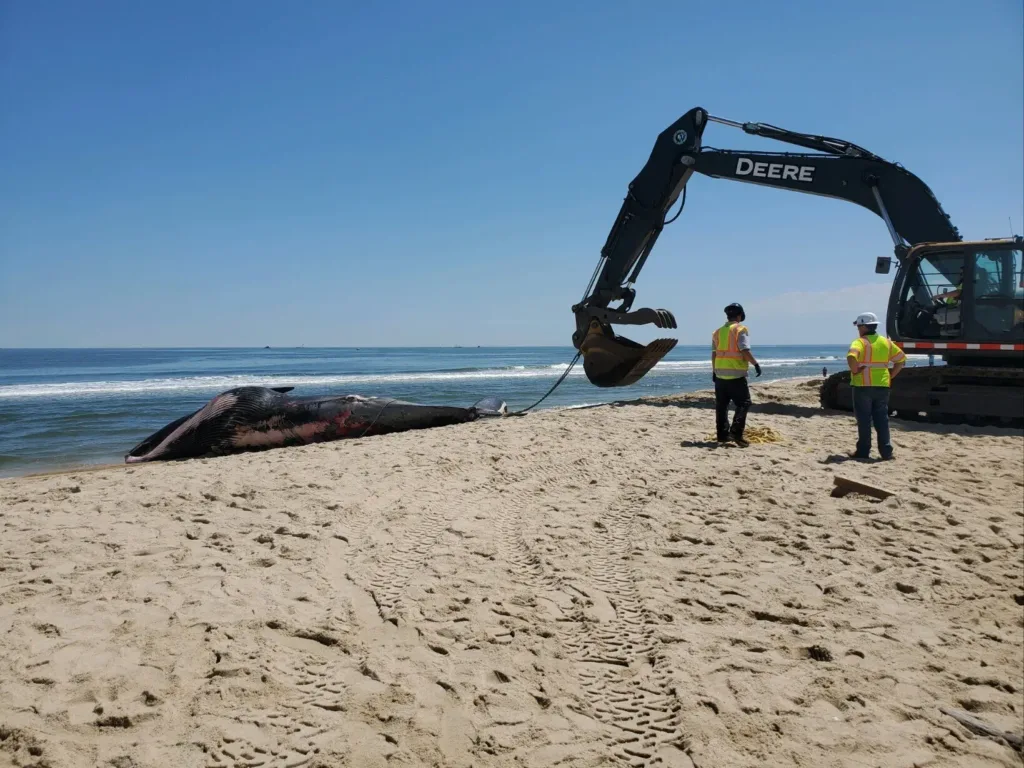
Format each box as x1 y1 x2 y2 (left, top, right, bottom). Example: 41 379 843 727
1 379 1022 768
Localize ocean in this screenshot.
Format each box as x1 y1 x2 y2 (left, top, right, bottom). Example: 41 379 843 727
0 345 900 477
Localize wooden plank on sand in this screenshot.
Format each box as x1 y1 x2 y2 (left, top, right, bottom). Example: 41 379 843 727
939 706 1024 751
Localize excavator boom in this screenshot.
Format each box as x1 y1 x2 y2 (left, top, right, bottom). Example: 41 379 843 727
572 106 961 387
693 149 960 245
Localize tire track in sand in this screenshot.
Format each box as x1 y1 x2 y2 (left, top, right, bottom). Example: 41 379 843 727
322 458 463 626
492 483 688 767
197 630 350 768
358 477 455 625
365 505 449 624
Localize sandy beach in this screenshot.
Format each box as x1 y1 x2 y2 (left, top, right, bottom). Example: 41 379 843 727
1 378 1021 768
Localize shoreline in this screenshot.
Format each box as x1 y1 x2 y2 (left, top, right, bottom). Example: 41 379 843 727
0 376 825 482
1 376 827 482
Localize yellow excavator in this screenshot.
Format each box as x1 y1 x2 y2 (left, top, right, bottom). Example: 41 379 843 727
571 107 1024 426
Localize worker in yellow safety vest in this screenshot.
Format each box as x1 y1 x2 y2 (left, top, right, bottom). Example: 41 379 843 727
935 268 964 306
711 303 761 447
846 311 906 460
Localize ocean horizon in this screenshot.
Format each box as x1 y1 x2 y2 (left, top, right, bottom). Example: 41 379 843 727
0 345 933 478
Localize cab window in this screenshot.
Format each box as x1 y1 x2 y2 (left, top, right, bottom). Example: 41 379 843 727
895 249 965 339
968 248 1024 341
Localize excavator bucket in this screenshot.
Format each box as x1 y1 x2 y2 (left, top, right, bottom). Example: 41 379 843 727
578 321 678 387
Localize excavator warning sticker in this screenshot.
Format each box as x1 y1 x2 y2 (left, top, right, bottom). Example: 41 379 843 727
673 130 688 145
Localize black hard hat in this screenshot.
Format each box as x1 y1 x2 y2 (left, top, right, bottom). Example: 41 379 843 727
725 302 745 318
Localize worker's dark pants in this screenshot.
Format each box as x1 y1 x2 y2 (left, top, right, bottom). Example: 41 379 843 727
851 386 893 459
715 376 751 440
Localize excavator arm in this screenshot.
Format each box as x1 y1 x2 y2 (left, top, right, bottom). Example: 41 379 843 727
572 106 961 388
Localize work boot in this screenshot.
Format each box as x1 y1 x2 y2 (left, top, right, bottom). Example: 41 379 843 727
731 434 750 448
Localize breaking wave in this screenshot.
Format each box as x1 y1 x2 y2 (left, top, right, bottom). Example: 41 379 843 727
0 356 842 399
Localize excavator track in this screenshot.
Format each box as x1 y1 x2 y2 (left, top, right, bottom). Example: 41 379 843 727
820 365 1024 428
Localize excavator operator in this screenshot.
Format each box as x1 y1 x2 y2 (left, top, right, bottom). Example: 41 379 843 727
932 268 964 336
712 302 762 447
935 267 964 306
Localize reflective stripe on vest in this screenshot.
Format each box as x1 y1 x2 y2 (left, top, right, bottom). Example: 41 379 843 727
850 334 903 387
713 322 749 379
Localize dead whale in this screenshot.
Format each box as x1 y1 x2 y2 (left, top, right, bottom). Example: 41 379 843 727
125 386 508 463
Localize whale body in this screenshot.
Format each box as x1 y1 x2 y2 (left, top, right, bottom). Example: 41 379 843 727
125 386 508 463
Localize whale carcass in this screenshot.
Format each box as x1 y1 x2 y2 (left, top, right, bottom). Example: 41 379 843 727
125 386 508 463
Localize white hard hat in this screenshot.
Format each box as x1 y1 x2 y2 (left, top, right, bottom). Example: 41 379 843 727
853 312 879 326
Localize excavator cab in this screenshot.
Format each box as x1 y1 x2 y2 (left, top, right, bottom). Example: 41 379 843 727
889 238 1024 354
854 236 1024 424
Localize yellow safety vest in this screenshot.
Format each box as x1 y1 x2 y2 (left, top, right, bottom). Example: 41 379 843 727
713 322 749 379
847 333 906 387
943 282 962 306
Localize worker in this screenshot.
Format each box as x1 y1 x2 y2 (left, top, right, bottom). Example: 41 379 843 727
939 268 964 305
711 302 762 447
846 312 906 460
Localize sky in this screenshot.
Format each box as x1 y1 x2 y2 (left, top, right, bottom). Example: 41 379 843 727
1 0 1021 348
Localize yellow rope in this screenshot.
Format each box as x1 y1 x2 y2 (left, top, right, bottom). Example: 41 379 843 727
704 426 784 444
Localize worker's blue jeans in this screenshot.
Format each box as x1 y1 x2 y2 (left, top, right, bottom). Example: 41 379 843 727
851 386 893 459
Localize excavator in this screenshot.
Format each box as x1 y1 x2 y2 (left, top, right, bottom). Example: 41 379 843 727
571 106 1024 425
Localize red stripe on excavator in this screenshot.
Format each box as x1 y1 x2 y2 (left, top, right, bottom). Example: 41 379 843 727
895 341 1024 351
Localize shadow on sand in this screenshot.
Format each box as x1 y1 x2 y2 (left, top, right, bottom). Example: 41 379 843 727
565 387 1024 439
568 391 838 420
821 453 883 465
680 439 730 450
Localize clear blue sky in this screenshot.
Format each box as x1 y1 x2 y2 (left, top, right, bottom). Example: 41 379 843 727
1 0 1021 348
